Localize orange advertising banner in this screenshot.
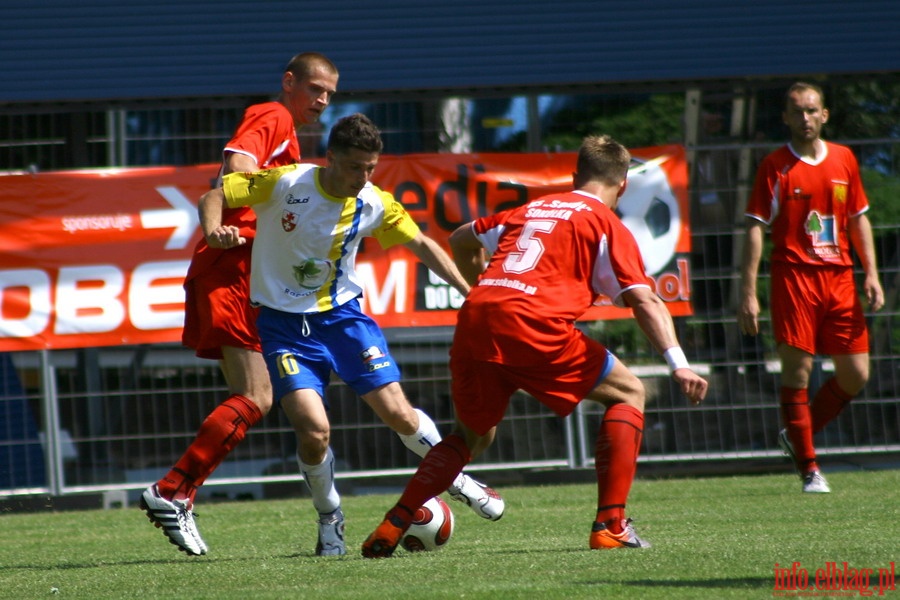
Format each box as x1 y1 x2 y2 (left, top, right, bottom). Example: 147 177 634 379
0 146 691 351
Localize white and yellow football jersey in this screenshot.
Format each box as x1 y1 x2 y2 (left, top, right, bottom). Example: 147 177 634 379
223 164 420 314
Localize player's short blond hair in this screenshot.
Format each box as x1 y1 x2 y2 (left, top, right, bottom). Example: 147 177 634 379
575 134 631 187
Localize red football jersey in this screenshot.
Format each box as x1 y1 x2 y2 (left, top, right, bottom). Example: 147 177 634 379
186 101 299 280
223 101 300 170
455 190 652 365
745 141 869 267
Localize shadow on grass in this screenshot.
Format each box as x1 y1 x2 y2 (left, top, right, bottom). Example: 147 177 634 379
0 552 311 571
579 577 771 590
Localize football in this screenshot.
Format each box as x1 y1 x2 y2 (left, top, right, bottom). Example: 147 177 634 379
400 496 455 552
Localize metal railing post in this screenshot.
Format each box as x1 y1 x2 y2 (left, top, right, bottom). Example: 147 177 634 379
39 350 64 496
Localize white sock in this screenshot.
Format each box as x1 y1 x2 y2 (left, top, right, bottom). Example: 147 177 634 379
298 446 341 515
397 409 467 493
397 408 442 458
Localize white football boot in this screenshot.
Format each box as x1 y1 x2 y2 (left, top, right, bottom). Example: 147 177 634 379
140 484 208 555
448 474 505 521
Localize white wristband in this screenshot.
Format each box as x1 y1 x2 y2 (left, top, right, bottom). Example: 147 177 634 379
663 347 690 372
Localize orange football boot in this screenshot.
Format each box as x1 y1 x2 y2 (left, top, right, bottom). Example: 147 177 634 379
590 518 651 549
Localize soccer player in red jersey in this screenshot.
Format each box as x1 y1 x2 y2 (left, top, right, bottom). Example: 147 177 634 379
362 134 708 557
140 52 339 556
738 82 885 493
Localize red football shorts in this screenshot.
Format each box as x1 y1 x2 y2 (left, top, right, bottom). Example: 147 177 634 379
449 331 611 436
182 244 261 360
769 262 869 355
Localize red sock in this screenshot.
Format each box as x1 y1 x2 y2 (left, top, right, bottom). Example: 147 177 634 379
157 394 263 502
811 377 854 434
394 434 471 527
780 387 818 474
595 403 644 534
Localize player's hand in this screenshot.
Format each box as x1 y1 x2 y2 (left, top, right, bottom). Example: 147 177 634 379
864 274 885 311
736 295 760 336
206 225 246 249
673 369 708 405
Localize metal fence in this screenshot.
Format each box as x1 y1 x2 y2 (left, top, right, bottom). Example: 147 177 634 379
2 93 899 502
2 218 898 501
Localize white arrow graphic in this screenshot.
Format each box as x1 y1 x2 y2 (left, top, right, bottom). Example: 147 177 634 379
140 186 200 250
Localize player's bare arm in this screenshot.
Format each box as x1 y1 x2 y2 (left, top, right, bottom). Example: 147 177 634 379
848 213 885 311
623 286 708 405
198 187 246 249
223 151 260 176
448 223 486 286
405 232 470 297
737 219 766 336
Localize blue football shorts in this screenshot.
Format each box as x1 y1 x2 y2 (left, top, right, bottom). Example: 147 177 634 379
256 298 401 406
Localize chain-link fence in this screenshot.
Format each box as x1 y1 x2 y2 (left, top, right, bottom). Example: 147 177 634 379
2 82 899 501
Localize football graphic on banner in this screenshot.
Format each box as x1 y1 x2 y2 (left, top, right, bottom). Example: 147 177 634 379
617 156 681 275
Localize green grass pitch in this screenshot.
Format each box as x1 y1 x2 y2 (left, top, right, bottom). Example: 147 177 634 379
1 468 897 599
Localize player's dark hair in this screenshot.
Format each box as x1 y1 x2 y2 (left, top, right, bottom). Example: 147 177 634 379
284 52 339 79
328 113 384 155
785 81 825 108
574 134 630 187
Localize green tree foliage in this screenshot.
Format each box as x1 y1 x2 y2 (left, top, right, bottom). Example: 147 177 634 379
827 79 900 224
541 93 685 151
828 79 900 141
863 168 900 229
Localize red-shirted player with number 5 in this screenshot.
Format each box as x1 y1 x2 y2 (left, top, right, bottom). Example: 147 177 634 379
362 134 708 558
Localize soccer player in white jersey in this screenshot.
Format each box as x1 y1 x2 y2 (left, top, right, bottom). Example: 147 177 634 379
198 113 505 556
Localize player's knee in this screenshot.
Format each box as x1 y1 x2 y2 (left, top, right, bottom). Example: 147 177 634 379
297 430 330 463
246 392 274 415
626 380 646 411
589 367 645 410
466 427 495 458
363 383 419 434
833 355 870 395
838 370 868 396
385 406 419 435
